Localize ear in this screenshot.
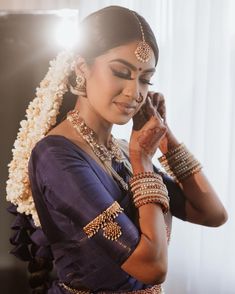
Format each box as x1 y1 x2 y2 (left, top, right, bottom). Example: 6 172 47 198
74 56 90 79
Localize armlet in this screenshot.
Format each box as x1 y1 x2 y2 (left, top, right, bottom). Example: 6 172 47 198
83 201 124 241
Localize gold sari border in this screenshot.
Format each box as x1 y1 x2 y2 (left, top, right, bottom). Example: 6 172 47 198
59 283 164 294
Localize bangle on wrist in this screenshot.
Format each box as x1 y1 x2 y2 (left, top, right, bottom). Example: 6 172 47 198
158 143 202 182
129 172 169 213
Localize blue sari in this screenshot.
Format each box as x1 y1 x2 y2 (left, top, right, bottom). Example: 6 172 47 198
10 135 186 293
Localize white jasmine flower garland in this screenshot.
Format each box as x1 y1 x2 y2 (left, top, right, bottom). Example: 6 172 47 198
6 51 75 227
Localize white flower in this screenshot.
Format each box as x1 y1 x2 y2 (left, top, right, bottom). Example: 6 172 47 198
6 51 75 226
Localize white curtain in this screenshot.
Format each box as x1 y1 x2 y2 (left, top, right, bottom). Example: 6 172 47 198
0 0 80 10
1 0 234 293
78 1 235 293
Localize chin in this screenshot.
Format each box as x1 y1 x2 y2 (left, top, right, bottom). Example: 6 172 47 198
111 115 132 125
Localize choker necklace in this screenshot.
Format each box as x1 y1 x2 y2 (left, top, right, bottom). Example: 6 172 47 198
67 110 132 190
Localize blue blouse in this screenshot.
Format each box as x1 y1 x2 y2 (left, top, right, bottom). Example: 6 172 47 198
26 135 186 293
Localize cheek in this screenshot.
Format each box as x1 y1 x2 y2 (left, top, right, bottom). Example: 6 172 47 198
141 86 149 97
133 92 148 115
87 69 123 100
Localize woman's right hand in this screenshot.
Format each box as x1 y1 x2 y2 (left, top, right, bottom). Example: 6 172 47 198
124 98 169 285
129 97 167 171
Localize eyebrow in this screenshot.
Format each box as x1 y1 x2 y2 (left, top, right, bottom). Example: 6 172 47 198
109 58 156 73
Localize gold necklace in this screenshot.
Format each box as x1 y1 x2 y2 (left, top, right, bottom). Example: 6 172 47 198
67 110 131 190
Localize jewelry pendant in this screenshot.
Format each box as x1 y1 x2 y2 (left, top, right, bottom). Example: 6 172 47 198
102 220 122 241
135 41 152 63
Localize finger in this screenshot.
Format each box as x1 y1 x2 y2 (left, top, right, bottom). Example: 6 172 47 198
146 92 154 103
133 109 145 124
152 92 165 108
141 114 166 133
145 96 156 117
147 91 155 98
133 95 165 131
151 93 166 120
158 103 166 119
133 107 148 131
140 126 167 141
150 101 165 124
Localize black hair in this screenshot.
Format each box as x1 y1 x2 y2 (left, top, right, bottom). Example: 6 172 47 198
8 204 54 294
76 6 159 65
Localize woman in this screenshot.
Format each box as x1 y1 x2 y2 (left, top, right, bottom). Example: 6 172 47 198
6 5 227 294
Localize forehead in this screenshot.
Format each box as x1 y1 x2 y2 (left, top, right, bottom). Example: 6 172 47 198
96 40 156 70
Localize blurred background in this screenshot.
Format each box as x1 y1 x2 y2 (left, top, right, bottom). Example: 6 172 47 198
0 1 234 293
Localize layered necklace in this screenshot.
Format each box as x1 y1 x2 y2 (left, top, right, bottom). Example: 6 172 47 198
67 110 132 191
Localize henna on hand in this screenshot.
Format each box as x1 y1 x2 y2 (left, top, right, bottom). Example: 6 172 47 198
130 109 167 161
137 126 166 156
147 92 180 153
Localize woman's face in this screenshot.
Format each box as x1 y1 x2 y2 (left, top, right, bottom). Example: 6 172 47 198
82 40 156 125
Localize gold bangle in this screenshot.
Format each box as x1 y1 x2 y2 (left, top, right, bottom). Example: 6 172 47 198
134 194 169 204
176 164 202 182
134 189 169 200
131 182 167 193
158 143 202 182
129 171 161 185
135 196 169 213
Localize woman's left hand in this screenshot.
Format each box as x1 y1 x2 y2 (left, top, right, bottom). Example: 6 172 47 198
147 93 228 227
147 92 179 154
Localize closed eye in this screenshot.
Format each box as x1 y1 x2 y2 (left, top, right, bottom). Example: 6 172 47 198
111 67 153 85
111 68 133 80
140 78 153 86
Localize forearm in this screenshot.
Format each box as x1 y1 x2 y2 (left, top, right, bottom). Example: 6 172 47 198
159 128 228 226
138 204 168 260
118 147 170 284
132 159 167 254
177 171 227 226
124 107 170 283
122 204 168 284
130 156 168 263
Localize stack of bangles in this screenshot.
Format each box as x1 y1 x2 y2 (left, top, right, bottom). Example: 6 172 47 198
129 172 170 213
158 143 202 183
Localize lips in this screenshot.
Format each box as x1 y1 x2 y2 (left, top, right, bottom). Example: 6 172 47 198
114 102 136 115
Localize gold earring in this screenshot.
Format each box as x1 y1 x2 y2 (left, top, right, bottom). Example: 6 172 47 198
70 75 87 97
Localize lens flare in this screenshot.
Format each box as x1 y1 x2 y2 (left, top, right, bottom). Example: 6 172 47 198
55 9 79 49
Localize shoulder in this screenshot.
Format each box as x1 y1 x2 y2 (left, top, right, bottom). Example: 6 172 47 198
32 135 83 155
29 135 90 171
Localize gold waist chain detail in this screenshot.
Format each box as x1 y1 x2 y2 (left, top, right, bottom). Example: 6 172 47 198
59 283 164 294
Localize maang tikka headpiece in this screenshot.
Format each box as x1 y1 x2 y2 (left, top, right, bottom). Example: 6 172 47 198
132 12 152 63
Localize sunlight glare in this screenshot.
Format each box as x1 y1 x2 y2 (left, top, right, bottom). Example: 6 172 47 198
55 9 79 49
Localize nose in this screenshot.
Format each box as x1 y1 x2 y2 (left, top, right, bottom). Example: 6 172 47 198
122 79 139 102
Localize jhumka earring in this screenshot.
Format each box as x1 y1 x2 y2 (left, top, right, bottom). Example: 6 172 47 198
70 75 87 97
132 12 152 63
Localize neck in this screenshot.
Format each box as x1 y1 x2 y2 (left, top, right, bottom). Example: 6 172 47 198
74 99 113 147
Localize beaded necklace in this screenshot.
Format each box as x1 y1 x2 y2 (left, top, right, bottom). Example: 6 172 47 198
67 110 132 191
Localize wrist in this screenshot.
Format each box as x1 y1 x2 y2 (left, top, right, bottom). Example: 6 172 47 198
129 151 153 174
129 172 169 213
159 125 180 154
158 143 202 182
